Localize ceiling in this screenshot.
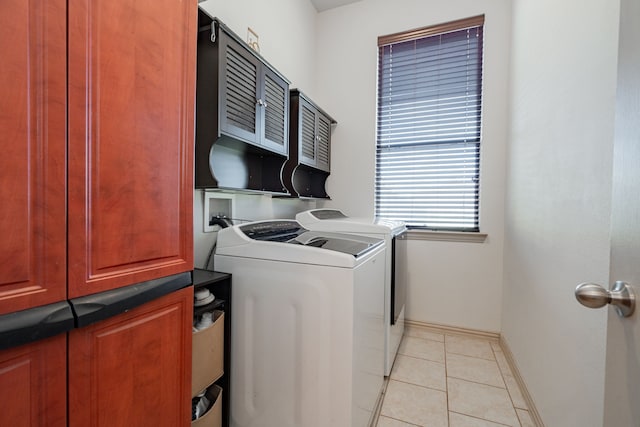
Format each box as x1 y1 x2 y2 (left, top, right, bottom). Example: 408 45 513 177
310 0 362 12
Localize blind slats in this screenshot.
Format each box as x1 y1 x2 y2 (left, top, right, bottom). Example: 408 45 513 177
375 21 483 231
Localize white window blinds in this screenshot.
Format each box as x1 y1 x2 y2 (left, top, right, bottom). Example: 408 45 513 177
376 16 484 231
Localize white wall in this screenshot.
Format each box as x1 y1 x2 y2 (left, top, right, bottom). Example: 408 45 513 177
502 0 620 425
194 0 320 269
315 0 512 332
193 191 315 269
199 0 318 96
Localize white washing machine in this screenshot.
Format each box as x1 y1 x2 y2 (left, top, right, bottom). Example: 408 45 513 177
214 220 386 427
296 209 407 376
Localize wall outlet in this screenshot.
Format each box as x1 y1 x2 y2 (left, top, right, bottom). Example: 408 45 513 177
203 192 235 232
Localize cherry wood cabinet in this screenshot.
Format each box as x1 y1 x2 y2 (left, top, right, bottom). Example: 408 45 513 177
0 335 67 427
0 0 67 315
67 0 196 298
0 0 196 425
69 286 193 427
1 0 196 305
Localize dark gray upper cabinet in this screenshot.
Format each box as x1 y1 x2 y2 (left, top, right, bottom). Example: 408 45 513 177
283 90 336 198
219 34 289 154
195 10 290 194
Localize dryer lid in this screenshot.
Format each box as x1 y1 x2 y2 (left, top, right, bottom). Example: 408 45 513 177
296 209 406 235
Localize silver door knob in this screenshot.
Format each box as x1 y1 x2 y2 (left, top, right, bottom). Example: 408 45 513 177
575 281 636 318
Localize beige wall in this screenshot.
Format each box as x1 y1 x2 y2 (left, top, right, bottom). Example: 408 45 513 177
199 0 318 96
315 0 512 332
502 0 620 424
192 1 624 424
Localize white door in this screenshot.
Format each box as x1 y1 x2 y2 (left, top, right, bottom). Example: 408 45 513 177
602 0 639 424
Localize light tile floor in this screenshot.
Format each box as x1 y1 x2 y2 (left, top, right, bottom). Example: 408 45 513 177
375 325 536 427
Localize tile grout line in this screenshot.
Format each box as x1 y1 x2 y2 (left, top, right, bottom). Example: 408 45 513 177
407 323 541 427
398 353 444 365
446 375 507 390
498 337 545 427
446 335 524 427
449 410 515 427
445 350 496 361
387 377 447 394
396 352 445 365
491 344 522 427
380 414 423 427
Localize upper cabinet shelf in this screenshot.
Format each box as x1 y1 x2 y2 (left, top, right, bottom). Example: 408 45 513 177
195 10 290 195
283 90 337 198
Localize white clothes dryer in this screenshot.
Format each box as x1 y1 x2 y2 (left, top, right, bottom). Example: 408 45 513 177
296 209 407 376
214 220 386 427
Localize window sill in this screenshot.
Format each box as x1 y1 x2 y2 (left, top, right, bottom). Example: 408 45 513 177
406 229 488 243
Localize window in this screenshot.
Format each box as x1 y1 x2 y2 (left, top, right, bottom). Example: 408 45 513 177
375 16 484 231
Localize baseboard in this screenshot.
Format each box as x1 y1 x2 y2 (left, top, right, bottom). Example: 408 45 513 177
369 377 389 427
405 320 544 427
404 319 501 340
499 336 545 427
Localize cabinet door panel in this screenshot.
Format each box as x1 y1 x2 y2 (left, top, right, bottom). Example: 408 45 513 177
0 0 66 315
316 114 332 172
220 35 259 144
300 101 317 166
261 68 289 154
67 0 196 298
0 335 67 427
68 286 193 427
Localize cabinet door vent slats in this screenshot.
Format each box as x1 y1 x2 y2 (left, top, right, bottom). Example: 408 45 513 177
263 74 286 146
225 47 257 133
225 100 256 133
284 90 335 198
301 105 316 160
317 117 331 165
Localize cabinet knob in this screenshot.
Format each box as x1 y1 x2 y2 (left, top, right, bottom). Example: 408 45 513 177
256 99 268 108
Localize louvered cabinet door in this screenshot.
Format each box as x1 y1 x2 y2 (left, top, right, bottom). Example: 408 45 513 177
219 33 260 146
298 97 332 172
316 114 332 172
299 100 317 167
260 67 289 155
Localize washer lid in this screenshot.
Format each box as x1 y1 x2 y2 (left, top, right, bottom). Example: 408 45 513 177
296 209 406 235
238 220 382 257
216 220 385 266
290 231 380 257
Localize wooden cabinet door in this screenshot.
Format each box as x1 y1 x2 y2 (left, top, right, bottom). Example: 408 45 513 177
67 0 196 298
0 335 67 427
68 286 193 427
0 0 66 315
